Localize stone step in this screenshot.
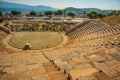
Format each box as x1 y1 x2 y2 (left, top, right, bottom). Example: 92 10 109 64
42 62 67 80
43 62 54 67
44 67 58 72
48 70 67 80
49 72 67 80
48 70 63 75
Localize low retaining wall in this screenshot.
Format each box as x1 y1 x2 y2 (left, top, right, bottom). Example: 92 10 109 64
0 25 11 34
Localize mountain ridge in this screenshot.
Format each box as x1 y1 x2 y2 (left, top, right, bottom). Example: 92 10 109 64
65 7 118 15
0 1 119 15
0 1 57 13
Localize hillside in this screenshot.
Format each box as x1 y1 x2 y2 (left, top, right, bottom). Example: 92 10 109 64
96 15 120 26
0 1 57 13
0 1 119 15
66 7 118 15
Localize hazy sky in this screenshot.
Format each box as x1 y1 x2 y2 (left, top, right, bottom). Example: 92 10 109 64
1 0 120 10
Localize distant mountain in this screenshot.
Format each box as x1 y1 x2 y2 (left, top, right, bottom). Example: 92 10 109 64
0 1 119 15
65 7 117 15
0 1 57 13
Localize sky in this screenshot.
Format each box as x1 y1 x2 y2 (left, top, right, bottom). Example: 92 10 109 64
0 0 120 10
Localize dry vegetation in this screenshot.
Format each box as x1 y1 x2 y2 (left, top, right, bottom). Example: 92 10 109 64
96 15 120 26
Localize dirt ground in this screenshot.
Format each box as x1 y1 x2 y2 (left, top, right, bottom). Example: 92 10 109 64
9 32 63 49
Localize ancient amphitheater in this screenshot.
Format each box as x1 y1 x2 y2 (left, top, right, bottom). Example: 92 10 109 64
0 16 120 80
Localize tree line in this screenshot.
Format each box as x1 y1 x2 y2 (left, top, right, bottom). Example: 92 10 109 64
84 11 120 19
10 9 76 18
0 9 120 20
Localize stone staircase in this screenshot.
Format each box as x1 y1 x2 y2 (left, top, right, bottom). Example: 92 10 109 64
42 62 67 80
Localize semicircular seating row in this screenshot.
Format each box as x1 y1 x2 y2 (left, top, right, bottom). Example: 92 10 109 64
65 21 120 52
43 21 120 80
